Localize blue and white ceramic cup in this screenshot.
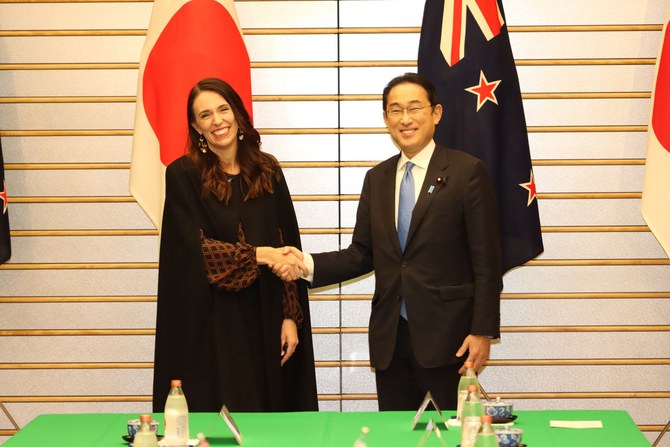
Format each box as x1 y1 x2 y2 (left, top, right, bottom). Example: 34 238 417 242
495 428 523 447
483 397 513 419
127 419 159 436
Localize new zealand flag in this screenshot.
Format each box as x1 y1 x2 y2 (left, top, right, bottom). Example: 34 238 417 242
418 0 543 272
0 138 10 264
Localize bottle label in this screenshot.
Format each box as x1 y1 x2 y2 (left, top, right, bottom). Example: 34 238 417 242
461 416 482 447
164 411 189 444
174 415 188 438
456 389 468 420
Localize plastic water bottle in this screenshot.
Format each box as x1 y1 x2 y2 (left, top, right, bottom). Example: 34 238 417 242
457 361 478 420
163 379 189 446
353 426 369 447
474 414 500 447
133 414 158 447
461 384 484 447
196 433 210 447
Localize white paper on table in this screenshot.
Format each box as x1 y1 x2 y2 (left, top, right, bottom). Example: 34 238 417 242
550 420 603 429
157 439 199 447
157 439 199 446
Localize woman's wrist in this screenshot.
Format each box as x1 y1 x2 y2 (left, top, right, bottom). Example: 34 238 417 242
256 246 270 265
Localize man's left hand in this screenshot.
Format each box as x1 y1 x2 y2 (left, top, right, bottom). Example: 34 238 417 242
455 334 491 374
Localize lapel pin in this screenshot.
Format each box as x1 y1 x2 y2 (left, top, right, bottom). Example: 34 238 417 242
428 185 435 194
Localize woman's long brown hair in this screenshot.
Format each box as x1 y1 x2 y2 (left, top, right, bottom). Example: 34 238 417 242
186 77 279 202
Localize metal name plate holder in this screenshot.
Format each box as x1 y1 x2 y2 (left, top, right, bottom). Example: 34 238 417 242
219 404 243 445
416 418 448 447
411 390 449 431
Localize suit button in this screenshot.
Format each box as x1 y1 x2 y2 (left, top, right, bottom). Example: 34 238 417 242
401 261 408 268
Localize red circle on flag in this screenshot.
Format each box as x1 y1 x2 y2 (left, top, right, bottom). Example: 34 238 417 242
652 25 670 153
143 0 252 166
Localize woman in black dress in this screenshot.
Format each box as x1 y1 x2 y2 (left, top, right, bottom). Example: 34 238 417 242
152 78 318 412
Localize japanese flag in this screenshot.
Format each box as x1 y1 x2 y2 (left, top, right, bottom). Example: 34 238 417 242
642 4 670 258
129 0 251 229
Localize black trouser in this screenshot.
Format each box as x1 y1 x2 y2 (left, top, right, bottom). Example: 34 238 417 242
375 317 463 411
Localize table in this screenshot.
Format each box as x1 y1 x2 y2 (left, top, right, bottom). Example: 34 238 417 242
3 410 650 447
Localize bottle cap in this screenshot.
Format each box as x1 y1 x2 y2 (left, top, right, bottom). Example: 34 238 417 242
467 384 478 392
140 414 152 423
481 415 492 423
170 379 182 387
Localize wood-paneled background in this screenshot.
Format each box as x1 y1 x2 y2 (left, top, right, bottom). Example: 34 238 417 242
1 0 669 445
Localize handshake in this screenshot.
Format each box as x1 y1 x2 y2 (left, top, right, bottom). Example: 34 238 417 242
258 246 307 282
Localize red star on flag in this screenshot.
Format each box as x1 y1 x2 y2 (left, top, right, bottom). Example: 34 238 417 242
519 170 537 207
465 70 501 111
0 181 7 214
0 182 7 214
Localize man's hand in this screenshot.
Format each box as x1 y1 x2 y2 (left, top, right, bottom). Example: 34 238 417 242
456 334 491 374
258 246 306 281
269 246 307 281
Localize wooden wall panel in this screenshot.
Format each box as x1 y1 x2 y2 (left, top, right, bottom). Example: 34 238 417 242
0 0 669 446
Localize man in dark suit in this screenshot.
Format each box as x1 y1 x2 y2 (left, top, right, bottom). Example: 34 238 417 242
279 73 502 411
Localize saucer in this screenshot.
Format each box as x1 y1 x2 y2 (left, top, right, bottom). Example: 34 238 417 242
456 445 526 447
122 434 164 443
495 445 526 447
492 414 518 424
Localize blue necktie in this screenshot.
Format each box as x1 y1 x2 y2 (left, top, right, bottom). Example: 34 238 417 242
398 161 415 252
398 161 415 319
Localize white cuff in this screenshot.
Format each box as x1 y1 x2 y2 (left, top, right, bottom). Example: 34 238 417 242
302 252 315 284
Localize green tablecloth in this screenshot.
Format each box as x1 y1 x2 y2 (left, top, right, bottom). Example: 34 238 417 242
3 409 650 447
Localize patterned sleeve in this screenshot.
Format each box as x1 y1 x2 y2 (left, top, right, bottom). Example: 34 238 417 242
278 228 304 328
282 280 304 328
200 223 259 292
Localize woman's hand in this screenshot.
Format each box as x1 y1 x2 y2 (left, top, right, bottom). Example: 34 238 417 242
280 318 299 367
258 246 306 281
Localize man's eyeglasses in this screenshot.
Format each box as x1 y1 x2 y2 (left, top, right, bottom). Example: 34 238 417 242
386 105 432 118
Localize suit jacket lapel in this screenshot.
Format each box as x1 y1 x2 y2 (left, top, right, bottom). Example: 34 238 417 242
380 155 402 254
406 146 450 247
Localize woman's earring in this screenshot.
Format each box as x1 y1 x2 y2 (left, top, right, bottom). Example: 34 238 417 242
198 135 208 153
238 129 244 141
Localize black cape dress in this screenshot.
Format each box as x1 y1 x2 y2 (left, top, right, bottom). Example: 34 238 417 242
152 155 318 412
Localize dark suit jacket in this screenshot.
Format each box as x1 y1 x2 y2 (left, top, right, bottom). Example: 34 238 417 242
312 144 502 370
